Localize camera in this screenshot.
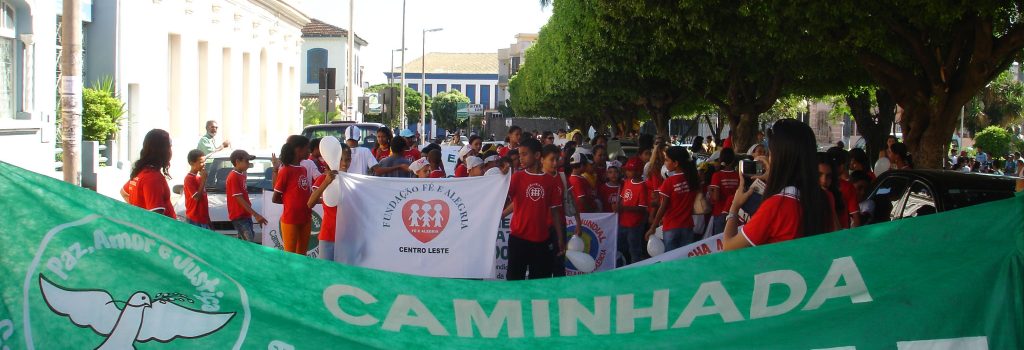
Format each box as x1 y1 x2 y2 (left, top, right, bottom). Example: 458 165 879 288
739 159 765 177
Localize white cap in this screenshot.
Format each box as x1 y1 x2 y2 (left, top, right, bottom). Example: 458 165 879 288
409 157 430 173
606 160 622 169
458 145 473 159
570 149 591 165
484 167 504 176
466 156 485 170
484 155 499 163
344 126 361 141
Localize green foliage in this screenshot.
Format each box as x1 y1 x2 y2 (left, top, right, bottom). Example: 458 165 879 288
366 83 431 128
431 90 470 131
81 77 125 142
965 71 1024 134
301 98 340 126
973 126 1013 158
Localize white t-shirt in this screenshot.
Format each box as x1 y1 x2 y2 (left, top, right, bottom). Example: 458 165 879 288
300 159 322 180
348 147 378 175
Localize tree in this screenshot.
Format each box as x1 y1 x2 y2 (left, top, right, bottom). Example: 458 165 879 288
431 90 470 132
301 98 340 126
82 77 125 142
844 89 898 164
974 126 1013 159
966 71 1024 134
365 83 431 128
803 0 1024 168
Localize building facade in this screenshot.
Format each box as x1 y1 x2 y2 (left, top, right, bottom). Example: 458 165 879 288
386 52 499 110
0 0 64 176
86 0 308 177
496 33 536 110
299 18 366 115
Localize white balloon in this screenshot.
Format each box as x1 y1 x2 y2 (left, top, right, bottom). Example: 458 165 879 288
567 235 585 252
647 236 665 256
322 181 341 207
566 251 597 273
655 227 664 240
319 136 343 171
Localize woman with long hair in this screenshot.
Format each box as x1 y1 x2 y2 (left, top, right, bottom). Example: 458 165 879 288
373 127 393 161
121 129 176 218
888 142 913 170
645 146 701 250
723 119 832 250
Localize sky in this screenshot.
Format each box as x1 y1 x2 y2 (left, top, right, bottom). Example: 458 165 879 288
298 0 552 85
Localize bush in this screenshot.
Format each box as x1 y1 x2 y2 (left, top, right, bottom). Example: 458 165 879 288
973 126 1012 158
82 78 125 142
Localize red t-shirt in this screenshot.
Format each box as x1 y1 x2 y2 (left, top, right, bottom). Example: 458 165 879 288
646 173 664 217
226 170 251 220
372 147 391 161
658 173 697 230
313 175 337 242
619 179 649 227
508 171 562 242
404 148 421 162
740 187 802 246
550 173 568 227
838 179 859 228
183 172 210 224
597 183 620 213
454 164 468 178
568 175 595 213
710 170 740 215
274 165 312 225
499 144 517 157
722 136 733 150
122 167 176 219
429 169 446 178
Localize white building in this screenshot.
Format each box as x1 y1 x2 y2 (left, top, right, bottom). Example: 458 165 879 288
0 0 61 176
387 52 499 112
299 18 366 116
496 33 536 110
86 0 309 174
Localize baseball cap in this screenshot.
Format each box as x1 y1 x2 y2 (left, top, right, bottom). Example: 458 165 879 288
458 145 473 159
400 129 415 138
624 157 642 171
344 125 362 141
230 150 255 163
607 160 622 169
409 157 429 173
484 155 499 163
569 149 591 165
466 156 485 170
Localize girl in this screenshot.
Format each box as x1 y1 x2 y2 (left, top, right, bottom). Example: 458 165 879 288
645 146 700 250
121 129 176 219
454 135 483 177
373 127 393 161
818 153 843 231
710 148 740 235
427 149 446 178
848 148 875 181
273 135 313 254
888 142 913 170
411 157 432 178
308 144 351 261
645 143 668 224
723 119 833 250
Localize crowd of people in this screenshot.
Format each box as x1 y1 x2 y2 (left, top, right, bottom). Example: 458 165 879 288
121 118 1008 280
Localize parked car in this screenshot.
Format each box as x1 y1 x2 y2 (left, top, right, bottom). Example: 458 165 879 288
301 121 386 149
865 169 1017 224
173 154 275 240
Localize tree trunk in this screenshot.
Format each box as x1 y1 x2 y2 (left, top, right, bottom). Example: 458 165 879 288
729 112 760 153
846 89 896 165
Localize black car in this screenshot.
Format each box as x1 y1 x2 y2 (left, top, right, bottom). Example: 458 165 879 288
866 169 1018 224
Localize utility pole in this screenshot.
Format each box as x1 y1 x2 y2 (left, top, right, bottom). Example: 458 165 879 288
347 0 355 121
421 28 443 146
399 0 407 130
61 0 83 185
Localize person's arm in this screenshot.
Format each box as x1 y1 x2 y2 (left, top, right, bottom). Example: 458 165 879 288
710 186 721 204
234 195 267 224
120 187 130 202
550 206 568 255
723 178 755 251
272 169 286 204
645 194 669 239
502 202 514 219
308 172 336 208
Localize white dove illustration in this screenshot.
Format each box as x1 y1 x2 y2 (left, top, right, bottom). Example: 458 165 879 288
38 275 236 350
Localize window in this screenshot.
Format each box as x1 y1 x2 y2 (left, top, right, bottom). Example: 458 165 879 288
869 176 910 223
466 85 476 103
511 56 521 75
425 84 432 96
451 84 461 92
898 181 936 219
0 3 14 120
306 48 328 84
480 84 491 109
409 83 418 92
436 84 446 93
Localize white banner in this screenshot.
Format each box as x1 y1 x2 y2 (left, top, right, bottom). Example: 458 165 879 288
334 173 510 278
624 233 724 269
441 146 461 178
260 190 324 259
492 213 619 279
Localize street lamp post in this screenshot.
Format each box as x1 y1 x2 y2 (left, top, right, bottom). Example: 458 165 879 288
389 48 405 86
421 28 443 146
399 0 407 130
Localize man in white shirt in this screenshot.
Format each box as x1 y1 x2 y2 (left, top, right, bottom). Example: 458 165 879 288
344 126 378 175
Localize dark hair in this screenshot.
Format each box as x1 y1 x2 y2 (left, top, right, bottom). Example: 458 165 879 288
280 135 310 165
391 136 408 154
765 119 830 237
522 132 534 141
377 127 393 145
428 149 442 165
818 152 846 222
309 138 322 154
187 149 205 164
542 131 554 140
520 138 542 154
638 134 654 153
542 144 561 159
508 125 522 135
421 143 441 155
850 170 872 184
592 134 608 145
720 147 736 167
593 144 606 154
691 136 705 154
507 149 519 157
665 146 700 189
131 129 172 178
890 142 911 167
826 147 850 172
468 135 482 146
849 148 869 171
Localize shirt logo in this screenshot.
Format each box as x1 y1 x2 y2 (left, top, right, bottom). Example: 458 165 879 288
298 175 310 191
623 189 634 202
526 183 545 202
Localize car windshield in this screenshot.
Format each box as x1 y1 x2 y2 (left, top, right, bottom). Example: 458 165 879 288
204 157 275 193
303 126 380 149
944 188 1014 211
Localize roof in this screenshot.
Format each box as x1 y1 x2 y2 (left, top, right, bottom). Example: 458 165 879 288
395 53 498 75
301 18 368 46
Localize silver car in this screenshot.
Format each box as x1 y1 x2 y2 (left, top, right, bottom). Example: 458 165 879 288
173 154 275 240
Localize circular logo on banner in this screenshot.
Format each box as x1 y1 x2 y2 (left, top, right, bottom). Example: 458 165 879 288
22 216 249 350
565 219 607 273
402 200 451 243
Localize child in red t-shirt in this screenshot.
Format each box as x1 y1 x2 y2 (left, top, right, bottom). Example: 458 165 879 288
646 146 701 251
568 150 598 213
502 139 565 280
183 149 211 229
710 148 740 235
598 161 622 214
309 144 351 261
618 158 649 264
226 149 268 242
273 136 313 254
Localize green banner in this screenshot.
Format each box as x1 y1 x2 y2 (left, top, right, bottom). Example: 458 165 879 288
0 160 1022 349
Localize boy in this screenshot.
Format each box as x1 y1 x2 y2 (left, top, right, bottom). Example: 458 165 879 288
568 150 598 213
502 138 565 280
183 149 211 229
598 160 622 214
709 148 740 235
618 158 649 264
227 150 268 242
